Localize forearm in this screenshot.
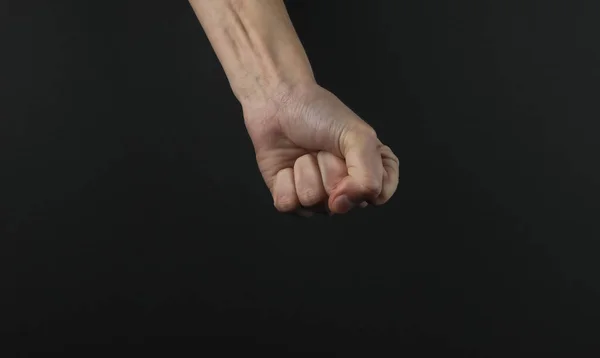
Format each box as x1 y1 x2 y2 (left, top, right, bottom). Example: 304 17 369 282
189 0 316 108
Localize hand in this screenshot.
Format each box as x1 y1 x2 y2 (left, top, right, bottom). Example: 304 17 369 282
243 83 399 215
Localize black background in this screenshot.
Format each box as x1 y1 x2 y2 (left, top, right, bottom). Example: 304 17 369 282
3 0 600 356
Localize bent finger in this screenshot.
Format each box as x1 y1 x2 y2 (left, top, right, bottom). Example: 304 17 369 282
272 168 300 212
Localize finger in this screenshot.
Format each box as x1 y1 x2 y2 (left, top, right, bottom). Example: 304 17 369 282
294 154 328 207
329 129 384 213
316 151 347 195
372 145 400 206
272 167 300 212
317 151 369 212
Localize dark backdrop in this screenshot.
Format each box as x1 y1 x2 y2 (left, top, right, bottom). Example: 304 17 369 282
3 0 600 356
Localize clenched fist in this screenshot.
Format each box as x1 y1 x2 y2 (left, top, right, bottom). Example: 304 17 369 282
190 0 399 215
244 84 399 215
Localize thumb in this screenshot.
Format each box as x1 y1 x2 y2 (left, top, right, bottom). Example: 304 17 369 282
328 127 384 214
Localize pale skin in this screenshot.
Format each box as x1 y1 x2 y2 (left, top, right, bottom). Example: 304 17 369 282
189 0 399 215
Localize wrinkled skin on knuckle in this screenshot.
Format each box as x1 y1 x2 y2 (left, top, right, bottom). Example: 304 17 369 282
298 188 320 206
274 196 297 212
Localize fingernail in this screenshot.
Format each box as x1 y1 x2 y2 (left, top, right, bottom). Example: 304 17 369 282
333 195 355 214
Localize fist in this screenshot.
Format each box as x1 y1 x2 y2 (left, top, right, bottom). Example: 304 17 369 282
243 83 399 215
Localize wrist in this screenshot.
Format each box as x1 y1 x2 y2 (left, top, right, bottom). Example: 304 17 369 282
239 76 317 117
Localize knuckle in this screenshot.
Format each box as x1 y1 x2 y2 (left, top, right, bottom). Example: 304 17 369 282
349 125 378 142
360 177 382 198
299 189 320 206
363 127 378 139
275 196 297 212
